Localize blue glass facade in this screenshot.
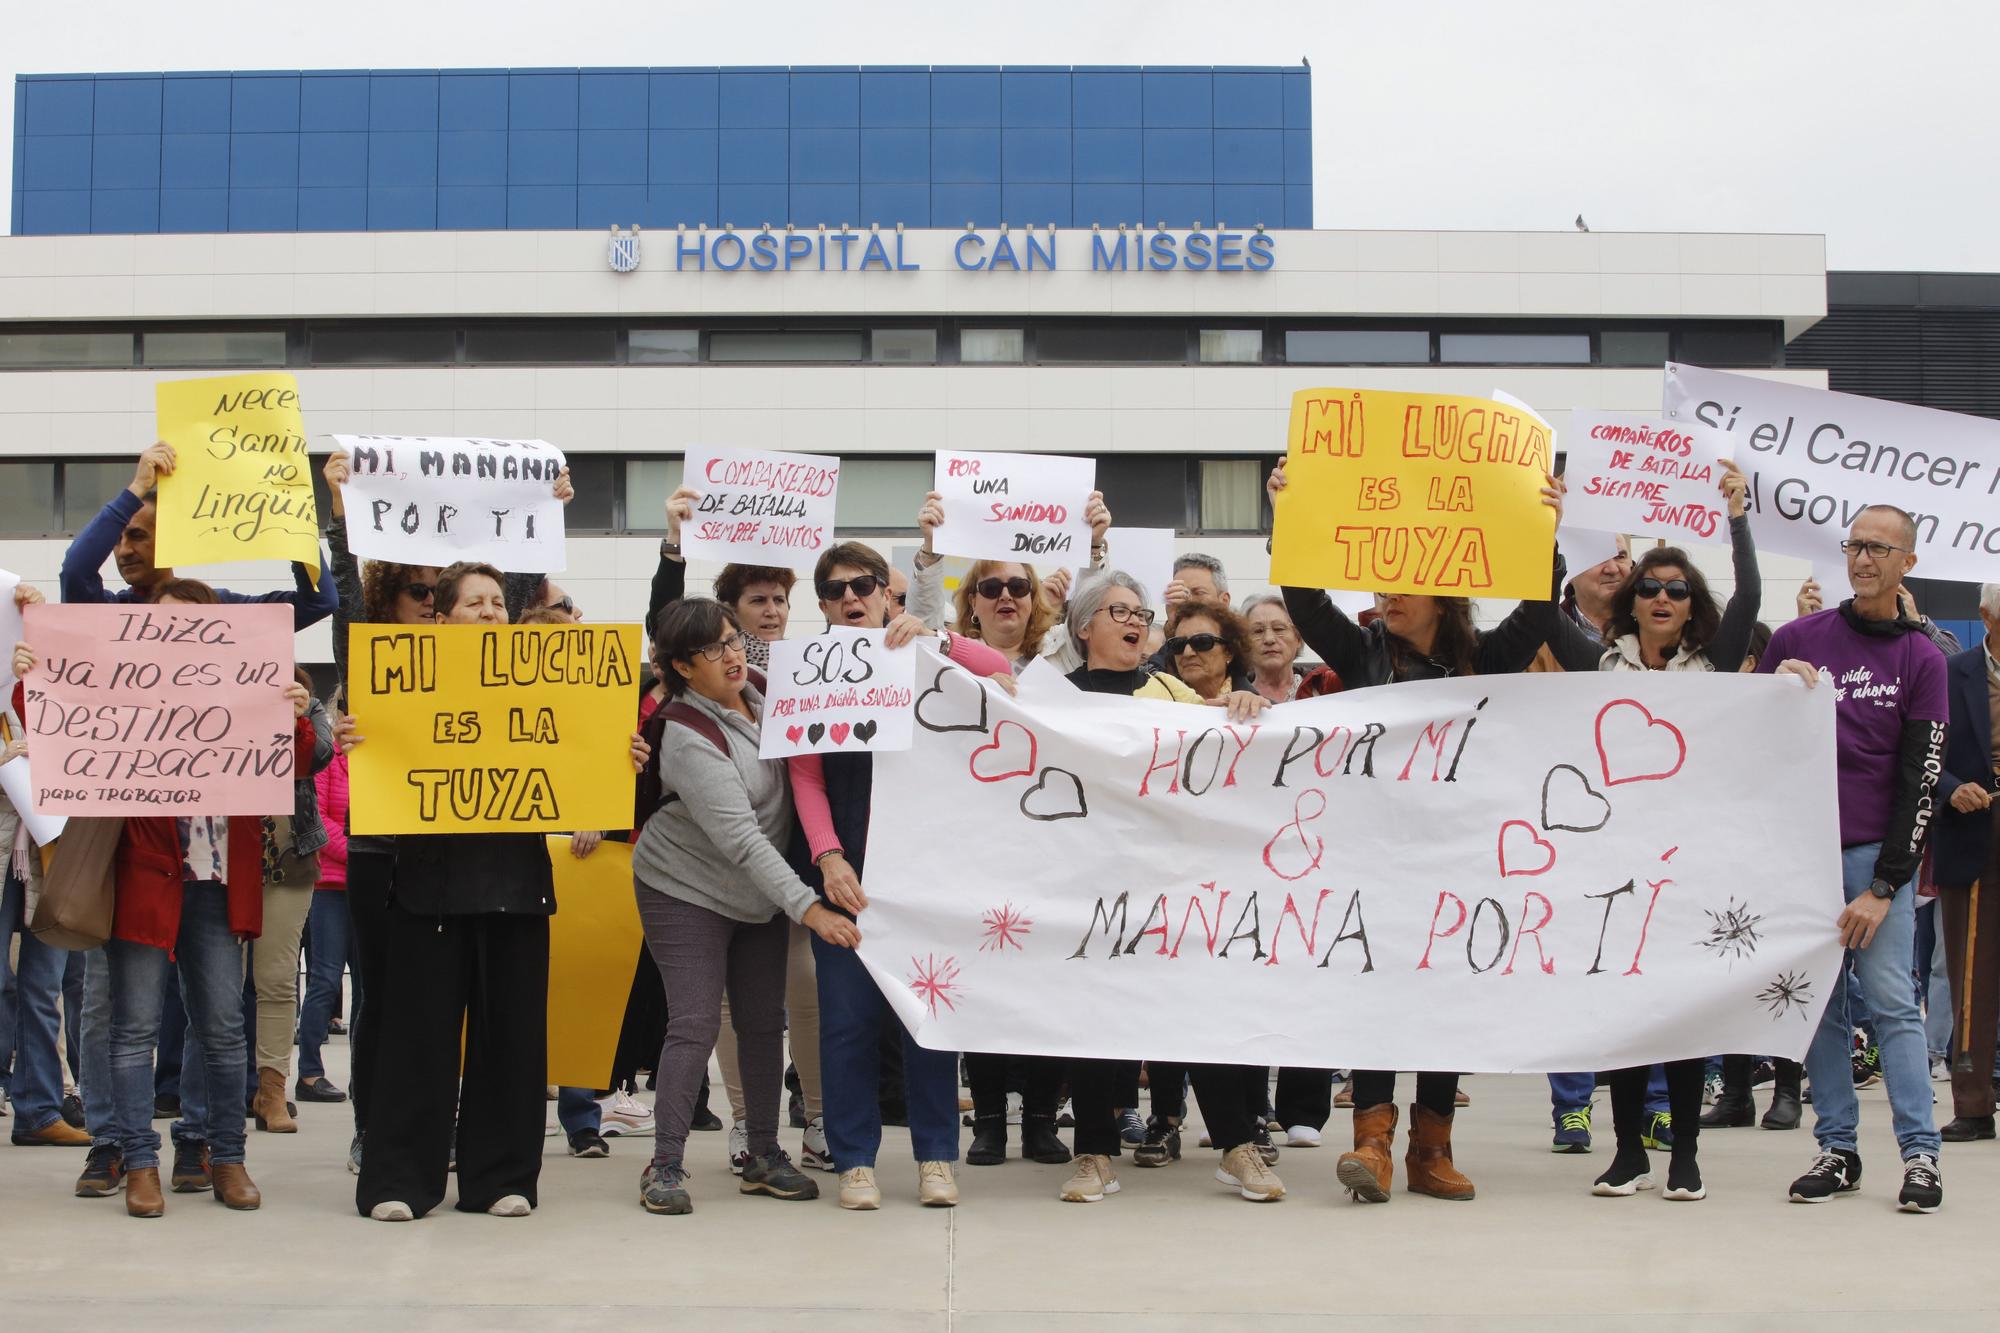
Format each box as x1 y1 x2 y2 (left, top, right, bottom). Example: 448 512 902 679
10 66 1311 235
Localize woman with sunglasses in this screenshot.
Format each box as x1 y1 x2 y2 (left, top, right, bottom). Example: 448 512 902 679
784 542 1013 1210
1542 460 1759 1204
1267 457 1568 1205
1160 600 1253 701
909 489 1112 671
1053 572 1281 1205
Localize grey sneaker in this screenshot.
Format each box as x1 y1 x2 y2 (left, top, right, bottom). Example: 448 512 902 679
640 1159 692 1215
740 1148 820 1201
347 1133 364 1177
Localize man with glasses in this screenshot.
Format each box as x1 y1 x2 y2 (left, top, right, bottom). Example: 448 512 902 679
1761 506 1950 1212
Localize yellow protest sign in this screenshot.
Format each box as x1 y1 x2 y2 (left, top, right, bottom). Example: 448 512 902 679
1268 387 1557 599
347 623 642 835
153 373 320 583
545 836 645 1090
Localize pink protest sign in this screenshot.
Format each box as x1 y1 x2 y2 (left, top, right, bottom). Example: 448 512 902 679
21 603 299 816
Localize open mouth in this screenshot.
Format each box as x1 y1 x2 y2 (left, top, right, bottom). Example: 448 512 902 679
1121 629 1141 647
724 665 744 682
1648 606 1675 622
843 608 867 623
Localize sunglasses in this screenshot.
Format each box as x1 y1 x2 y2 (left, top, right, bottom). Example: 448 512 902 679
816 575 882 602
975 576 1033 600
403 581 435 602
1634 577 1692 602
691 632 748 662
546 596 578 617
1166 632 1225 656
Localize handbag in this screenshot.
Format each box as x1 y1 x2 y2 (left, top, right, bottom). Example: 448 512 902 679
29 815 125 951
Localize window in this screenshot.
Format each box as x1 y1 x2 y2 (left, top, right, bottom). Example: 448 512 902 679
871 329 937 364
0 462 58 536
959 328 1024 363
562 456 618 531
1035 325 1187 363
1440 333 1590 364
310 327 456 365
1600 331 1669 367
62 461 138 531
709 331 866 363
833 459 929 529
1678 324 1778 367
140 331 286 367
0 332 132 368
464 327 617 364
1096 456 1188 530
1198 459 1265 530
624 458 685 531
1198 330 1262 364
628 330 699 365
1285 330 1429 364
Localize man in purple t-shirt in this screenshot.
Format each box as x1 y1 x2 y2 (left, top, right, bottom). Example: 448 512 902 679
1761 504 1948 1212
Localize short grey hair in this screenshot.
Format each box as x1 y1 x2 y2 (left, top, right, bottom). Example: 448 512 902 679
1982 582 2000 617
1238 591 1284 617
1067 570 1150 657
1173 552 1228 592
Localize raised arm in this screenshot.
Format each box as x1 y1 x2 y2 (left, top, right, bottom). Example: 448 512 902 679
1704 510 1764 674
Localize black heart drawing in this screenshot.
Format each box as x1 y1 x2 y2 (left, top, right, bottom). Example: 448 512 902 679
914 664 990 735
1540 763 1612 834
806 722 826 746
1019 766 1088 822
853 719 879 744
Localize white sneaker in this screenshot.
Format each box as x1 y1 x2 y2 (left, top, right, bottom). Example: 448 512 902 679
918 1160 958 1206
599 1089 655 1136
728 1120 750 1175
1059 1153 1119 1202
801 1116 834 1171
839 1166 881 1210
487 1194 532 1217
1004 1090 1024 1125
1931 1055 1951 1082
544 1103 562 1137
1197 1129 1214 1147
1283 1124 1321 1148
370 1200 414 1222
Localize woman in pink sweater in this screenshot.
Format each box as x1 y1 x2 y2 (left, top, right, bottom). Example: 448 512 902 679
297 749 352 1102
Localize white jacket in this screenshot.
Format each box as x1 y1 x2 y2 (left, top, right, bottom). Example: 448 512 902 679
1599 634 1714 673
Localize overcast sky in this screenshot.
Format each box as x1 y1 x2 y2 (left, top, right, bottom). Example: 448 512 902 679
4 0 1993 270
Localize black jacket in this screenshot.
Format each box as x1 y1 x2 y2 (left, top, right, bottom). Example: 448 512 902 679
1935 646 1998 889
393 832 556 917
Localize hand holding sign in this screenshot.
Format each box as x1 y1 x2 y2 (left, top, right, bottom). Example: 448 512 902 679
931 451 1096 564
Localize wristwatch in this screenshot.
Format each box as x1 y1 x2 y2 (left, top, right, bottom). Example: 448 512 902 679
1868 877 1898 900
659 538 682 559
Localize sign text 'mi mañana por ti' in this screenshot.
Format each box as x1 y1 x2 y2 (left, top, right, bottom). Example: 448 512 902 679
664 227 1277 274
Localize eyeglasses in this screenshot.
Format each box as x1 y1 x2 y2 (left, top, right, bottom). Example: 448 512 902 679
1840 539 1909 560
403 581 434 602
691 632 748 662
1166 632 1225 656
547 596 577 617
975 576 1033 600
816 575 882 601
888 591 906 609
1100 603 1157 627
1634 577 1691 602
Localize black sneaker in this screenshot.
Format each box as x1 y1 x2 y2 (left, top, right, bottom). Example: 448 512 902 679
1897 1154 1941 1213
1251 1123 1280 1166
170 1139 212 1193
1789 1149 1861 1202
152 1093 180 1120
60 1093 85 1129
640 1159 691 1215
74 1143 125 1197
1591 1147 1654 1196
1664 1156 1705 1201
567 1128 610 1159
788 1088 808 1131
1852 1045 1882 1088
739 1148 820 1201
1132 1116 1182 1168
689 1108 724 1132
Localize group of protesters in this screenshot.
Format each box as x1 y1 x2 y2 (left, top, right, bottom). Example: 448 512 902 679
1 436 1994 1223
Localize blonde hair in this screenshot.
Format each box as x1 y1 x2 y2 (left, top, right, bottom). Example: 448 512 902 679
952 560 1060 660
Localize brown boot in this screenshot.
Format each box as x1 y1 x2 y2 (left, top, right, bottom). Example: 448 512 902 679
126 1167 165 1218
211 1162 262 1210
1404 1103 1475 1200
1333 1103 1397 1203
253 1068 297 1133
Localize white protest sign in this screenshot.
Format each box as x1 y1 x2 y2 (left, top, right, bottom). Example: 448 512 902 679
932 450 1095 564
759 627 917 759
681 446 840 574
1562 411 1729 544
1103 527 1176 608
0 753 66 845
336 435 568 572
860 665 1843 1071
1663 363 2000 582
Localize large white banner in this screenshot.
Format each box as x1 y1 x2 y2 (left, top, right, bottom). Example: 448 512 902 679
1662 363 2000 582
335 434 568 572
861 659 1843 1072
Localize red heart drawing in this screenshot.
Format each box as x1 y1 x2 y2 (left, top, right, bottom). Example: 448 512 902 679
785 725 805 745
1497 820 1556 877
970 720 1038 784
829 723 851 746
1595 699 1687 787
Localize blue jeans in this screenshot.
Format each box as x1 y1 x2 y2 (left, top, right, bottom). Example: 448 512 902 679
557 1086 601 1134
812 934 958 1169
79 947 113 1146
1806 846 1939 1161
1914 900 1952 1060
0 874 75 1132
297 888 352 1081
155 965 186 1099
175 968 259 1145
105 882 250 1171
1548 1067 1667 1118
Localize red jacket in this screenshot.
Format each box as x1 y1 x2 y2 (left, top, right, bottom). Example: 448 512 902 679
111 713 317 951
